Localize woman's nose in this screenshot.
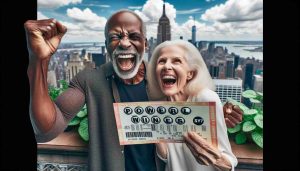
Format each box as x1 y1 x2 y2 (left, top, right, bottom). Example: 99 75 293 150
163 61 172 70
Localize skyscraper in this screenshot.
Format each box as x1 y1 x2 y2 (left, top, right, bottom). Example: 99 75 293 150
209 65 219 78
244 63 254 89
252 74 263 93
226 57 234 78
213 79 243 102
233 55 240 78
192 16 196 44
208 42 215 54
66 52 85 82
157 0 171 45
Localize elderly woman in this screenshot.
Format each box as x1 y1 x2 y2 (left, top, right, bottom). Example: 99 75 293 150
147 40 237 171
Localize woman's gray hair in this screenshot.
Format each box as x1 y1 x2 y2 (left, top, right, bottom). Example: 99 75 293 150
147 40 215 100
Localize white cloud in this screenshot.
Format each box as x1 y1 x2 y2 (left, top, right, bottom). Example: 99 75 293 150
37 11 49 19
201 0 263 22
66 7 107 31
97 5 110 8
134 0 177 39
128 6 143 10
177 8 202 15
61 21 81 31
60 8 107 42
55 0 262 42
38 0 82 9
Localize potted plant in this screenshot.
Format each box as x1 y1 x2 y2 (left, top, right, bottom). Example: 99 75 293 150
226 90 263 149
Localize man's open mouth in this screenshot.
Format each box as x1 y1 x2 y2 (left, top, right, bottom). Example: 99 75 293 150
116 54 136 71
161 75 176 87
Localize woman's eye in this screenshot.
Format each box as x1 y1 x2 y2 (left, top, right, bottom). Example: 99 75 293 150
173 59 182 64
158 59 166 64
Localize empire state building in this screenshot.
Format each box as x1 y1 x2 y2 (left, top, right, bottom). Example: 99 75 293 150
157 0 171 45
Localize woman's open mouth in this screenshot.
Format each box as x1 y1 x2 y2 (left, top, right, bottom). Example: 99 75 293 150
117 54 136 71
161 75 176 88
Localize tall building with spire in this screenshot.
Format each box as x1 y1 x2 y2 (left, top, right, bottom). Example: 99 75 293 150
157 0 171 45
192 16 196 44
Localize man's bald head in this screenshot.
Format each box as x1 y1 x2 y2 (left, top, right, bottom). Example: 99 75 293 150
105 10 146 39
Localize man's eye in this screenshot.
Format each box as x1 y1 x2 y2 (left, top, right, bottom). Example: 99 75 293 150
129 34 142 40
110 35 120 41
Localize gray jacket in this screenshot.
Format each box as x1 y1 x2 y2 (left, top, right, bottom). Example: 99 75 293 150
36 62 165 171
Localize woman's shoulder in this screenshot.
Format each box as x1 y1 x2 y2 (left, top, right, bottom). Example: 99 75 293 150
192 88 220 102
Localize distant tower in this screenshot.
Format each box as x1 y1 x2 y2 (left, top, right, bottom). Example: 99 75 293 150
244 63 254 89
157 0 171 45
209 65 219 78
66 52 85 82
233 55 240 77
213 79 243 102
226 57 234 78
252 74 263 93
208 42 215 54
192 16 196 44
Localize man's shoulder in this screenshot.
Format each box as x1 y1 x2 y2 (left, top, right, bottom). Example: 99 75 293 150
71 62 112 84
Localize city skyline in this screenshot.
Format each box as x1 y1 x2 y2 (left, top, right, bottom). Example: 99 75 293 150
38 0 263 42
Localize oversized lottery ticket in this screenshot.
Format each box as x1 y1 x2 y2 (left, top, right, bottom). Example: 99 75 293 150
113 101 218 146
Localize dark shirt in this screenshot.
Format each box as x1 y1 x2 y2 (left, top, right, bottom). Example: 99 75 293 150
116 78 157 171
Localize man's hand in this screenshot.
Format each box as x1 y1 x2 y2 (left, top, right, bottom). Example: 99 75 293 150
223 102 243 128
24 19 67 61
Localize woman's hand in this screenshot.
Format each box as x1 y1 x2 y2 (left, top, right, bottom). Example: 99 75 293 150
223 102 243 128
184 132 232 171
156 143 168 160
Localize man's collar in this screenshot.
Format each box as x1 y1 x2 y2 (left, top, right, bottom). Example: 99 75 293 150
104 60 148 84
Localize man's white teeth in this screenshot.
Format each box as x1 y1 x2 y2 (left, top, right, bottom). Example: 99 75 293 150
162 75 176 79
118 54 134 59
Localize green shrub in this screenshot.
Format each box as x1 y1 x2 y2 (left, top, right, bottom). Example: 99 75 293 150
226 90 263 148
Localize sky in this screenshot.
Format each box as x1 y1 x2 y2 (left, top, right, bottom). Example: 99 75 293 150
38 0 263 42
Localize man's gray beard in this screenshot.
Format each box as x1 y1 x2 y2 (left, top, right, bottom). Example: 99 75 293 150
110 51 144 80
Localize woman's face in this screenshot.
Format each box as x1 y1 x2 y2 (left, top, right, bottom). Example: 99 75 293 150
155 45 194 97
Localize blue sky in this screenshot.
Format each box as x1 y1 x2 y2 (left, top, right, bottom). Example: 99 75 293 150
38 0 263 42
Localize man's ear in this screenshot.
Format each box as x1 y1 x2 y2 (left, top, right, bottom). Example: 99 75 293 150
187 70 195 81
105 40 108 49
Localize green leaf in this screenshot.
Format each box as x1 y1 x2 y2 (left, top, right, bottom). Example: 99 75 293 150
235 132 247 144
242 121 257 132
252 130 263 148
68 117 81 126
243 115 255 121
254 114 263 128
256 92 263 97
226 97 237 104
77 110 87 118
226 97 249 112
227 124 242 134
250 98 261 103
238 104 250 112
78 117 89 141
244 109 258 115
242 90 257 99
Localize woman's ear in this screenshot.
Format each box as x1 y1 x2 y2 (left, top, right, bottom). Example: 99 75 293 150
187 70 195 81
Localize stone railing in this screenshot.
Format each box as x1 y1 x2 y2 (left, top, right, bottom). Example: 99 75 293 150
37 130 262 171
